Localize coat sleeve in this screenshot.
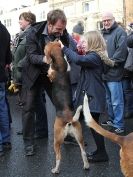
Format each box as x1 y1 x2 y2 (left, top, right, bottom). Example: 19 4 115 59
112 29 128 63
127 32 133 48
6 35 12 65
26 28 46 65
62 47 101 68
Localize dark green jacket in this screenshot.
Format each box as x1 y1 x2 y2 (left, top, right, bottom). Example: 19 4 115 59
12 29 29 84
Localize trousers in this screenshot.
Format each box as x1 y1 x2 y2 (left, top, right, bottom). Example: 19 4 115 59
104 81 124 129
22 75 52 147
0 83 10 147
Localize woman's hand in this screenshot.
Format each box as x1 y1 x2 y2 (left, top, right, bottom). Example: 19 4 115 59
58 40 64 49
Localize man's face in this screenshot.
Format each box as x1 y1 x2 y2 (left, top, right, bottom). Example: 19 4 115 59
102 16 114 30
48 19 66 38
19 16 30 30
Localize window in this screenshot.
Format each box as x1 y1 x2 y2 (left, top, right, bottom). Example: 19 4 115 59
97 21 103 30
3 19 12 28
83 2 90 12
4 20 6 27
64 5 74 16
40 11 46 20
82 0 95 13
7 19 11 27
0 10 3 15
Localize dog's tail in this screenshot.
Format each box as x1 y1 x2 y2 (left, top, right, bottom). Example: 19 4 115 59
73 105 83 122
83 93 124 147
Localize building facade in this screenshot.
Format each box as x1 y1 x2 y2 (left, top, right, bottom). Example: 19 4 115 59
0 0 132 39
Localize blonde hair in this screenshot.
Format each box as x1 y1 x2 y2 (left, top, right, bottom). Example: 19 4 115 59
83 30 115 67
84 30 106 52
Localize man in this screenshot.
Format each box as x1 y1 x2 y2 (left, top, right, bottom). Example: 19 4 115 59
0 21 12 156
101 12 128 134
22 9 74 156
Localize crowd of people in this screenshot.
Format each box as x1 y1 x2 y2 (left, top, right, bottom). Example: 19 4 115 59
0 9 133 165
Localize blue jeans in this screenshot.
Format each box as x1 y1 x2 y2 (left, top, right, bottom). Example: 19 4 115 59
104 81 124 129
0 83 10 148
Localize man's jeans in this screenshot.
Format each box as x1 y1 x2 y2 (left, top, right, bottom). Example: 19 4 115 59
104 81 124 129
0 83 10 148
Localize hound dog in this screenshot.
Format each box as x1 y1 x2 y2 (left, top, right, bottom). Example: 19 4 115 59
83 93 133 177
44 41 89 174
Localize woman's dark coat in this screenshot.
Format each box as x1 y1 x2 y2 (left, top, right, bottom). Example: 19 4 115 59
62 47 106 113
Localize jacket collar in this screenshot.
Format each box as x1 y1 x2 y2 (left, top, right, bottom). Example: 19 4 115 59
102 21 118 34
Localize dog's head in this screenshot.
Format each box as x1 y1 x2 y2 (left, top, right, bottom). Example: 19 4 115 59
44 41 61 64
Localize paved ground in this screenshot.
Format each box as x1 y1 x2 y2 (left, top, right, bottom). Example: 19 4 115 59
1 94 133 177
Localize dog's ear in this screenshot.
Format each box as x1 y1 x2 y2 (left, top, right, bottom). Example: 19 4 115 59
44 43 52 60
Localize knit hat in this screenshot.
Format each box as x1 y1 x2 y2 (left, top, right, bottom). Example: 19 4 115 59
72 21 84 35
129 23 133 29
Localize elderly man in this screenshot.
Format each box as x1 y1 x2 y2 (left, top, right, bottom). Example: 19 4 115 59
101 12 128 134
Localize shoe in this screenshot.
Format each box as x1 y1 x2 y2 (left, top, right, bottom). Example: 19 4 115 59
16 130 23 135
2 142 12 150
25 145 35 156
114 128 125 134
87 151 109 163
34 134 48 139
101 120 114 127
87 150 97 157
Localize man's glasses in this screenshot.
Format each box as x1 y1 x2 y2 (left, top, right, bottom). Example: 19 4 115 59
102 19 112 23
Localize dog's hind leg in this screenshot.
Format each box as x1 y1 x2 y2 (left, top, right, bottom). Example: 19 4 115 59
51 118 64 174
72 122 89 170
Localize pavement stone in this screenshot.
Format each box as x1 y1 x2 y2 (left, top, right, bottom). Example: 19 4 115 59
1 95 132 177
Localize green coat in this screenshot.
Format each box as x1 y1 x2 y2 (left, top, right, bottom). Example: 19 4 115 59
12 32 27 84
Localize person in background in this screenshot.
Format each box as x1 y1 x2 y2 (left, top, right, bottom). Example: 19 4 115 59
68 21 84 104
0 21 12 156
11 12 48 139
63 22 85 145
57 30 115 163
11 12 36 106
101 12 128 134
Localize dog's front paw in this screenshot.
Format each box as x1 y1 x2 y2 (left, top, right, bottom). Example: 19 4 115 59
51 167 60 174
84 162 90 170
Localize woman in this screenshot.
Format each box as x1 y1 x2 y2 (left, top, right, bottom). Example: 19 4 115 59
58 30 115 162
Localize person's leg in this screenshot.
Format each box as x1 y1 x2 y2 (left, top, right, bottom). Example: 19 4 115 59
35 90 48 138
104 82 114 122
107 81 124 130
22 85 37 155
87 112 108 162
0 83 11 154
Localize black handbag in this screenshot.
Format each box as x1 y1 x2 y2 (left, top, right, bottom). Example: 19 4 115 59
124 48 133 72
124 88 133 118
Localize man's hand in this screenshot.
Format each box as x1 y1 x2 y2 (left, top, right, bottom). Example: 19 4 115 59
43 56 52 64
47 66 56 82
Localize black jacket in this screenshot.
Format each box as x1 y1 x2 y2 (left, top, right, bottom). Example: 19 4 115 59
0 21 12 82
22 21 69 89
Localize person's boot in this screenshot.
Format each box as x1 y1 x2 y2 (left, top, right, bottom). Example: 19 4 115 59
87 128 109 162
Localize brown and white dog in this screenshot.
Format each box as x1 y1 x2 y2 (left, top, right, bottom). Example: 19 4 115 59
83 93 133 177
44 41 89 174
